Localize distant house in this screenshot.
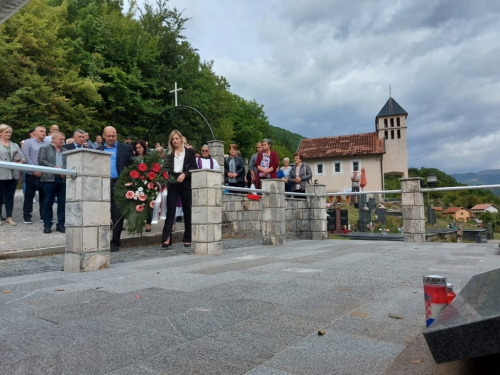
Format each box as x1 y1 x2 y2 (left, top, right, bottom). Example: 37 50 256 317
432 207 444 212
469 204 500 219
297 96 409 193
442 207 470 222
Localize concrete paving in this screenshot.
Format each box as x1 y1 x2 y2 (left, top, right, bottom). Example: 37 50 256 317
0 190 180 259
2 236 500 374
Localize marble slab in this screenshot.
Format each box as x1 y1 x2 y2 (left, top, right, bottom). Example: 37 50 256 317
423 268 500 363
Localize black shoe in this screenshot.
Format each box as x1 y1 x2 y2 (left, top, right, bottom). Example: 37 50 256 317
110 246 119 252
175 216 183 223
161 242 170 249
184 243 191 248
56 226 65 233
0 216 5 221
23 218 33 224
43 228 51 234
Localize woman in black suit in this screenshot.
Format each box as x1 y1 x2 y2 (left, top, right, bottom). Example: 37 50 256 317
224 143 245 191
161 130 197 248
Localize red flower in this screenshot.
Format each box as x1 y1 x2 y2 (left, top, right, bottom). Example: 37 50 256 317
138 163 148 172
148 172 157 180
162 171 169 179
147 182 155 189
150 201 155 208
125 182 133 186
152 163 161 173
136 204 144 212
130 170 140 179
126 191 135 199
138 193 147 202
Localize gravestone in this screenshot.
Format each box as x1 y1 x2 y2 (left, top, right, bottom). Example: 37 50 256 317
375 208 386 225
423 269 500 363
427 205 436 225
358 209 371 232
326 209 336 232
358 193 367 208
368 197 376 210
340 209 348 229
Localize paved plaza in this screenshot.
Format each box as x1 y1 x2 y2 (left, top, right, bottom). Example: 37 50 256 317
2 230 500 374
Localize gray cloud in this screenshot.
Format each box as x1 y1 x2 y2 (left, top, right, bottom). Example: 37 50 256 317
164 0 500 174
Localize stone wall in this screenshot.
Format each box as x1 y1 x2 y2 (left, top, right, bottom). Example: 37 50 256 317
285 198 311 239
222 183 327 241
222 193 262 238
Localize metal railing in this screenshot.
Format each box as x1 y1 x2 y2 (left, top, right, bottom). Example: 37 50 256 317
220 183 500 199
0 161 77 178
221 185 315 197
325 184 500 196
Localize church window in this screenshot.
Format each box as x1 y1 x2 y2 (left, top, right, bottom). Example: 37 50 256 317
351 161 360 172
397 118 400 127
391 130 394 139
384 131 388 139
316 162 325 176
333 161 342 174
390 118 394 127
397 129 401 139
384 118 388 128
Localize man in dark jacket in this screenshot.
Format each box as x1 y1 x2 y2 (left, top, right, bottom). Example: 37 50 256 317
97 126 134 252
38 132 67 233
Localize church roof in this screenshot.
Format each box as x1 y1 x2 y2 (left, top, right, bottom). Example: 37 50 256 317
297 132 385 160
376 97 408 118
442 207 468 214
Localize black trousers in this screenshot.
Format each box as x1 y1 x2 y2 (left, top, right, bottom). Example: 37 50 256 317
23 173 44 221
110 179 125 247
0 179 17 217
162 182 192 244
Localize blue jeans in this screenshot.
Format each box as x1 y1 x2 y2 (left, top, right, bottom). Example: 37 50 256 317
42 176 66 229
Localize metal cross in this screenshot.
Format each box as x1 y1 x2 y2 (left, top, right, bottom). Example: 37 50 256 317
170 82 183 106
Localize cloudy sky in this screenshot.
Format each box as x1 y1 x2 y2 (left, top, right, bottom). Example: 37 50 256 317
164 0 500 174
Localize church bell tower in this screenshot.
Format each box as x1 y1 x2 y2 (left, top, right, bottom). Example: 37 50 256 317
375 97 408 178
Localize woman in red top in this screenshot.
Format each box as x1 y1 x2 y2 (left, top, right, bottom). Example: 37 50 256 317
255 138 279 189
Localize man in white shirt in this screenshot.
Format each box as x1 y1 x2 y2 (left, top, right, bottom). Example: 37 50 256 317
196 144 220 170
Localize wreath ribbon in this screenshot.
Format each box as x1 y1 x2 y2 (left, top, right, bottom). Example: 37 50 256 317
151 184 168 224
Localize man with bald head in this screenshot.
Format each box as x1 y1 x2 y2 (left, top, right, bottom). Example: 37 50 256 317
97 126 134 252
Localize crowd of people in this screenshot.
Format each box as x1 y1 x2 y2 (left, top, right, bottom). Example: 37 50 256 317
0 124 313 251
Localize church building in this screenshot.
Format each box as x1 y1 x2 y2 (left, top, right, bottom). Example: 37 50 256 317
296 96 409 193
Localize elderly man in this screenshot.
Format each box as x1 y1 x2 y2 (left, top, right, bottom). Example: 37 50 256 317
21 126 48 224
196 144 221 170
97 126 134 252
45 124 59 144
38 132 67 234
64 129 88 150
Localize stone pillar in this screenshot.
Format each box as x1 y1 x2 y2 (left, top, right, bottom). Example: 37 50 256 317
261 179 286 245
191 169 223 254
64 149 111 272
401 177 425 243
208 140 224 168
306 184 327 240
208 140 225 184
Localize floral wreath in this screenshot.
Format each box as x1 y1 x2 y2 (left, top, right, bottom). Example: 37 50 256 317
114 151 177 233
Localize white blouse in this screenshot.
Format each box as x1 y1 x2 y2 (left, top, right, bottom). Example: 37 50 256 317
173 149 185 173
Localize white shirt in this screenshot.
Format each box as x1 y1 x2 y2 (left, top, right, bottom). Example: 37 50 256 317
173 149 185 173
196 157 221 170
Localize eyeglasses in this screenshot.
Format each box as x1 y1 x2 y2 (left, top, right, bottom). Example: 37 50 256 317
201 150 209 152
